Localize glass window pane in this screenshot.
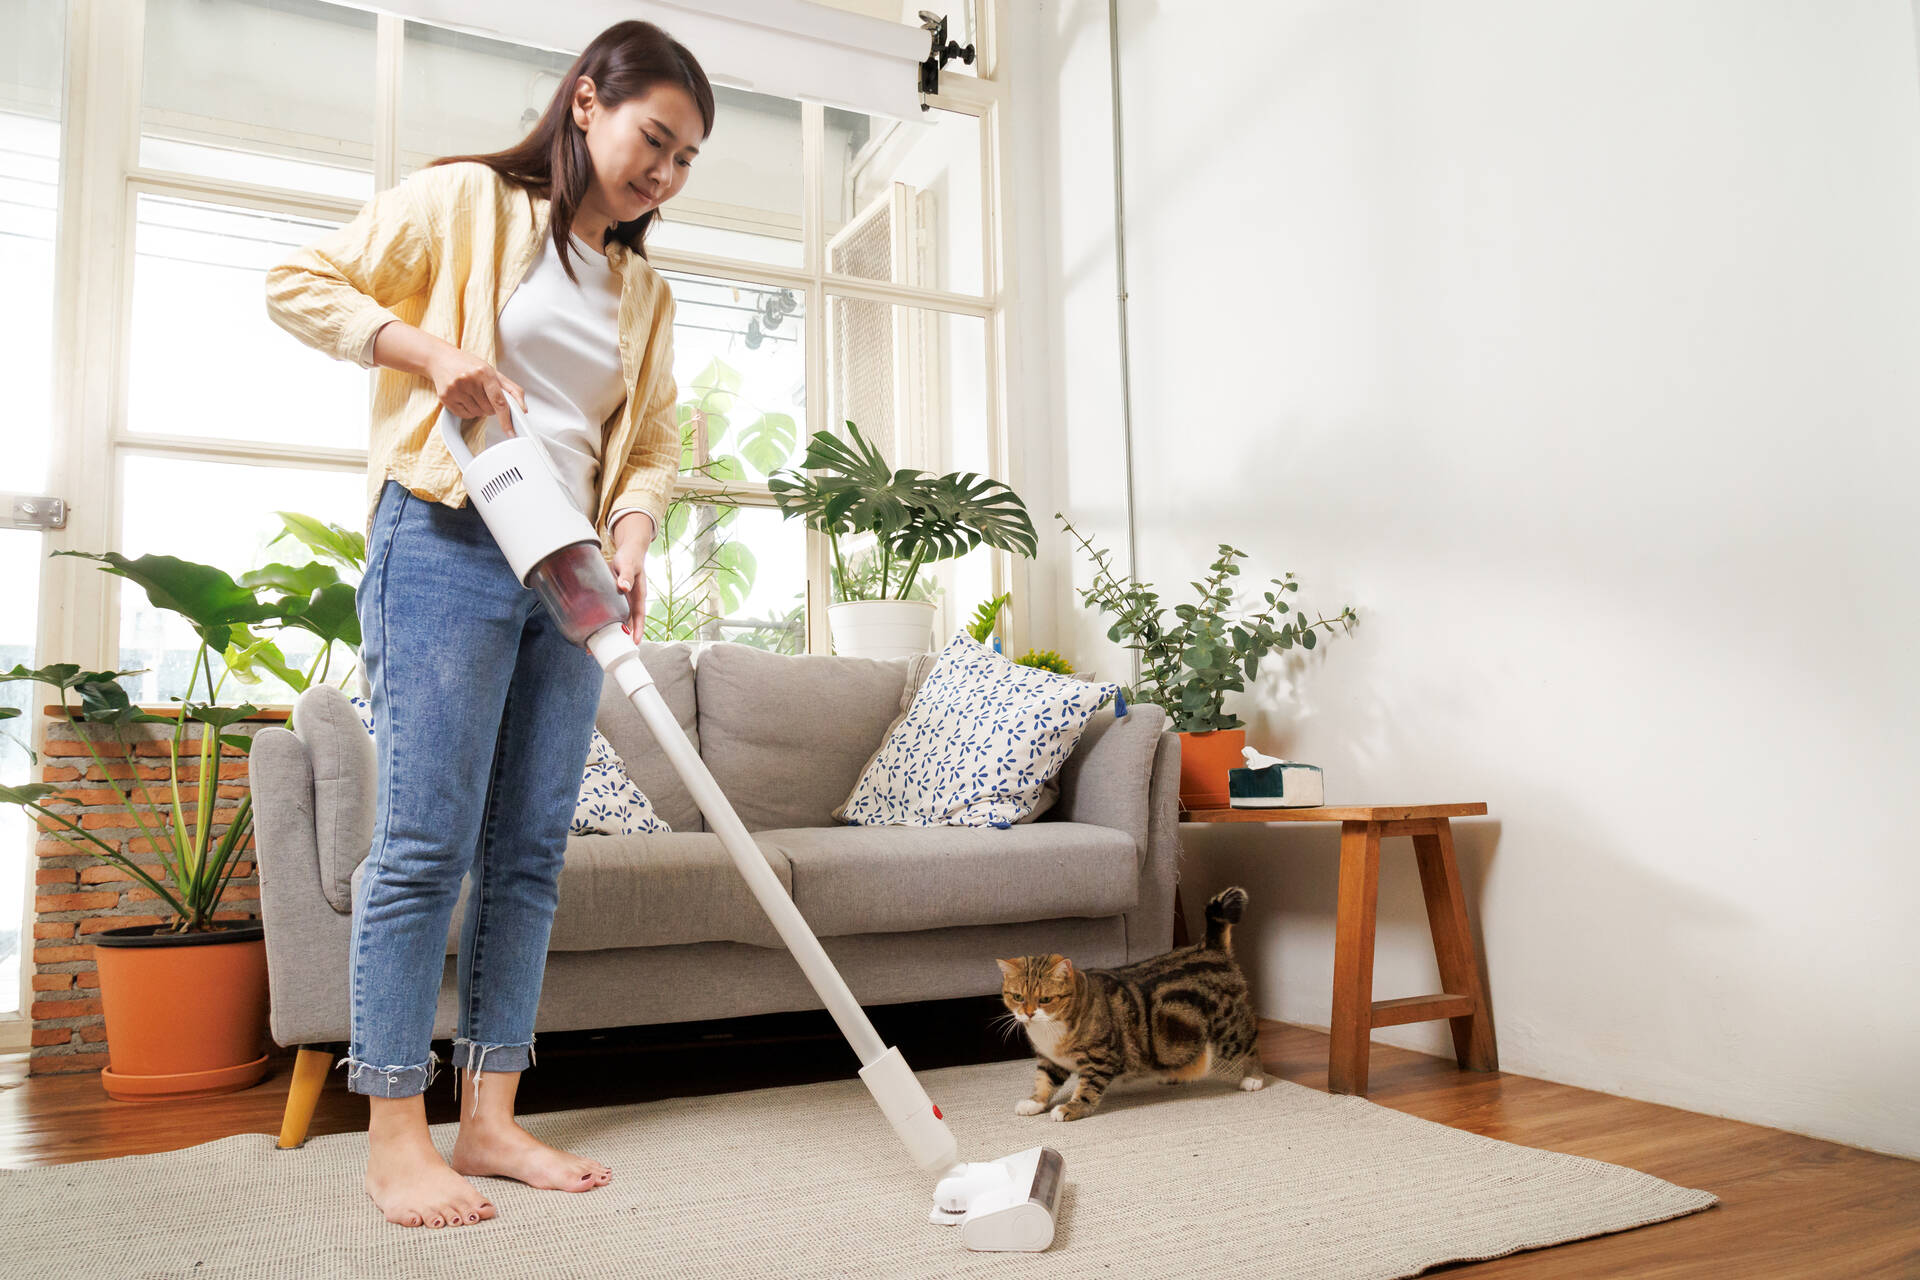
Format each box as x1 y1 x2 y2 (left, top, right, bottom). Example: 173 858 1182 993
825 106 983 297
824 296 998 639
128 194 367 451
649 86 803 270
664 271 808 486
140 0 375 199
116 456 365 706
0 111 58 491
648 503 806 652
825 297 988 473
398 22 574 178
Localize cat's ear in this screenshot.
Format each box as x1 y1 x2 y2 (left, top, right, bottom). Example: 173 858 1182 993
1048 956 1074 981
995 958 1020 979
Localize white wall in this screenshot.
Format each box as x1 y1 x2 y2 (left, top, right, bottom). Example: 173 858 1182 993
1013 0 1920 1158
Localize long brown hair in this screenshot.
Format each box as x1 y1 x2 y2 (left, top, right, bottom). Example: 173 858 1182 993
430 20 714 280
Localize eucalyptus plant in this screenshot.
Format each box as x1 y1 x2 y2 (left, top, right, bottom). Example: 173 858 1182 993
768 422 1037 602
0 547 362 934
1058 515 1358 733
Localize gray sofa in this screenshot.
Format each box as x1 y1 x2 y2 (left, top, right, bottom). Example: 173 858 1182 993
249 641 1182 1146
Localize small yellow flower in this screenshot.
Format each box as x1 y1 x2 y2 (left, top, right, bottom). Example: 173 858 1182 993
1013 648 1073 675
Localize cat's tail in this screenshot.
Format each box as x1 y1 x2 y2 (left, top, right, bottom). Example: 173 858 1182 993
1203 886 1249 955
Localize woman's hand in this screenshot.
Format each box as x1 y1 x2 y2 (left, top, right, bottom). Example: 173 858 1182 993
428 343 527 435
610 512 656 635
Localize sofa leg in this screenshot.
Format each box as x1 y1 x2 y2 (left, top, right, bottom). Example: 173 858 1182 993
277 1047 334 1150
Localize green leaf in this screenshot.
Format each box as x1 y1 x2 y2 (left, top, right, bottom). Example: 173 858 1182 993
0 782 62 806
218 733 253 755
240 561 341 597
269 513 365 573
966 592 1011 643
183 703 261 729
712 541 757 615
224 634 305 690
278 581 362 648
738 412 799 477
691 356 743 415
0 707 16 722
55 551 283 653
72 677 167 725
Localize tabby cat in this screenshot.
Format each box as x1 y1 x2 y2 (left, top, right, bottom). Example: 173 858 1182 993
997 886 1264 1122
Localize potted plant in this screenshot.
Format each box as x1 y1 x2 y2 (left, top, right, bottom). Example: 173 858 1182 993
769 423 1038 659
1 538 360 1100
1058 516 1358 810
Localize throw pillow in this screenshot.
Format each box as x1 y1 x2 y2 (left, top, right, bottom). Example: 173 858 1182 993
348 695 669 837
834 633 1121 828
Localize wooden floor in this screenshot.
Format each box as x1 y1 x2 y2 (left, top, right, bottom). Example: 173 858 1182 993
2 1006 1915 1277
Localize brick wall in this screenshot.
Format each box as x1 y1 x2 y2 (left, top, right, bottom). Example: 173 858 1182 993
29 714 273 1075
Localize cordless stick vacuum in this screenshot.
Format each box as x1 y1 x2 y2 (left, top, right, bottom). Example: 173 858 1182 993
438 406 1065 1252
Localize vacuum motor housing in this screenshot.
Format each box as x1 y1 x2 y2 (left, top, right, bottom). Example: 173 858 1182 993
441 407 629 646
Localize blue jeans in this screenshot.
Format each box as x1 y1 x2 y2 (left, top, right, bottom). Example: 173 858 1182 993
342 480 603 1101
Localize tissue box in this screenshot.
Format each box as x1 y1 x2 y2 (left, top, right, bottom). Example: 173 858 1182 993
1228 760 1325 808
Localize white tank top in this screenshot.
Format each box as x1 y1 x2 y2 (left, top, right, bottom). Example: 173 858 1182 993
487 230 626 515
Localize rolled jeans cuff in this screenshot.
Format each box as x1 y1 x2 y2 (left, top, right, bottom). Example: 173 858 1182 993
449 1035 536 1076
339 1050 442 1099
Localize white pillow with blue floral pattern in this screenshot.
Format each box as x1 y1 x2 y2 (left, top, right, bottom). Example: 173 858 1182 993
348 695 668 837
834 633 1123 828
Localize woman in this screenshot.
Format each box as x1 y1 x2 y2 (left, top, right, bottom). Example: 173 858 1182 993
265 20 712 1230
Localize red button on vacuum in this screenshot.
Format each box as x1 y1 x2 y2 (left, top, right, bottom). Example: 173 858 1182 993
932 1104 943 1119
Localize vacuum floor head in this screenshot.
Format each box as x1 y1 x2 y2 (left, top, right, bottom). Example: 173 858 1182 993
930 1146 1065 1252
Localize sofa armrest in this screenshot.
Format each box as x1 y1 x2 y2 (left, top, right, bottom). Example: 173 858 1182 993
1119 732 1183 960
1050 703 1183 961
1051 702 1167 852
249 726 353 1048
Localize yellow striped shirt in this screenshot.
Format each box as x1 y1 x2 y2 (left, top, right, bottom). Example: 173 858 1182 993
264 160 678 553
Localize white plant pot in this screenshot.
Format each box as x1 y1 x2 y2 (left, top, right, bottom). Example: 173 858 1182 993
829 599 937 660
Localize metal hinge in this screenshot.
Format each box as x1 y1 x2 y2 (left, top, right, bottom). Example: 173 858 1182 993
7 495 68 531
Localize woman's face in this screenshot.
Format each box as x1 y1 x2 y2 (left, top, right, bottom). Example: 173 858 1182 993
572 78 705 233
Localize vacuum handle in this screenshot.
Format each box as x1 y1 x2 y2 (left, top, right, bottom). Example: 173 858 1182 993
436 395 535 471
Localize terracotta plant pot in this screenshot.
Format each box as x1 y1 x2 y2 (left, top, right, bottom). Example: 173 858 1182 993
1176 728 1246 811
91 921 271 1102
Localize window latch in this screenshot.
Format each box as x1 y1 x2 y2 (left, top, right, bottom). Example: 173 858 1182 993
918 10 976 106
7 495 68 531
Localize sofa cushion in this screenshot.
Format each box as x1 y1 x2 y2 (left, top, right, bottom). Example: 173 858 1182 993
835 633 1121 828
571 727 671 836
771 822 1139 938
696 643 912 830
351 831 796 953
594 642 702 832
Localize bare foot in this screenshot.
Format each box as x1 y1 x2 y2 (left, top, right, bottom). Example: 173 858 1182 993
450 1116 613 1192
366 1124 496 1229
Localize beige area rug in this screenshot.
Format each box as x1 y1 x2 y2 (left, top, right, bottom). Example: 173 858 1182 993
0 1060 1714 1279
